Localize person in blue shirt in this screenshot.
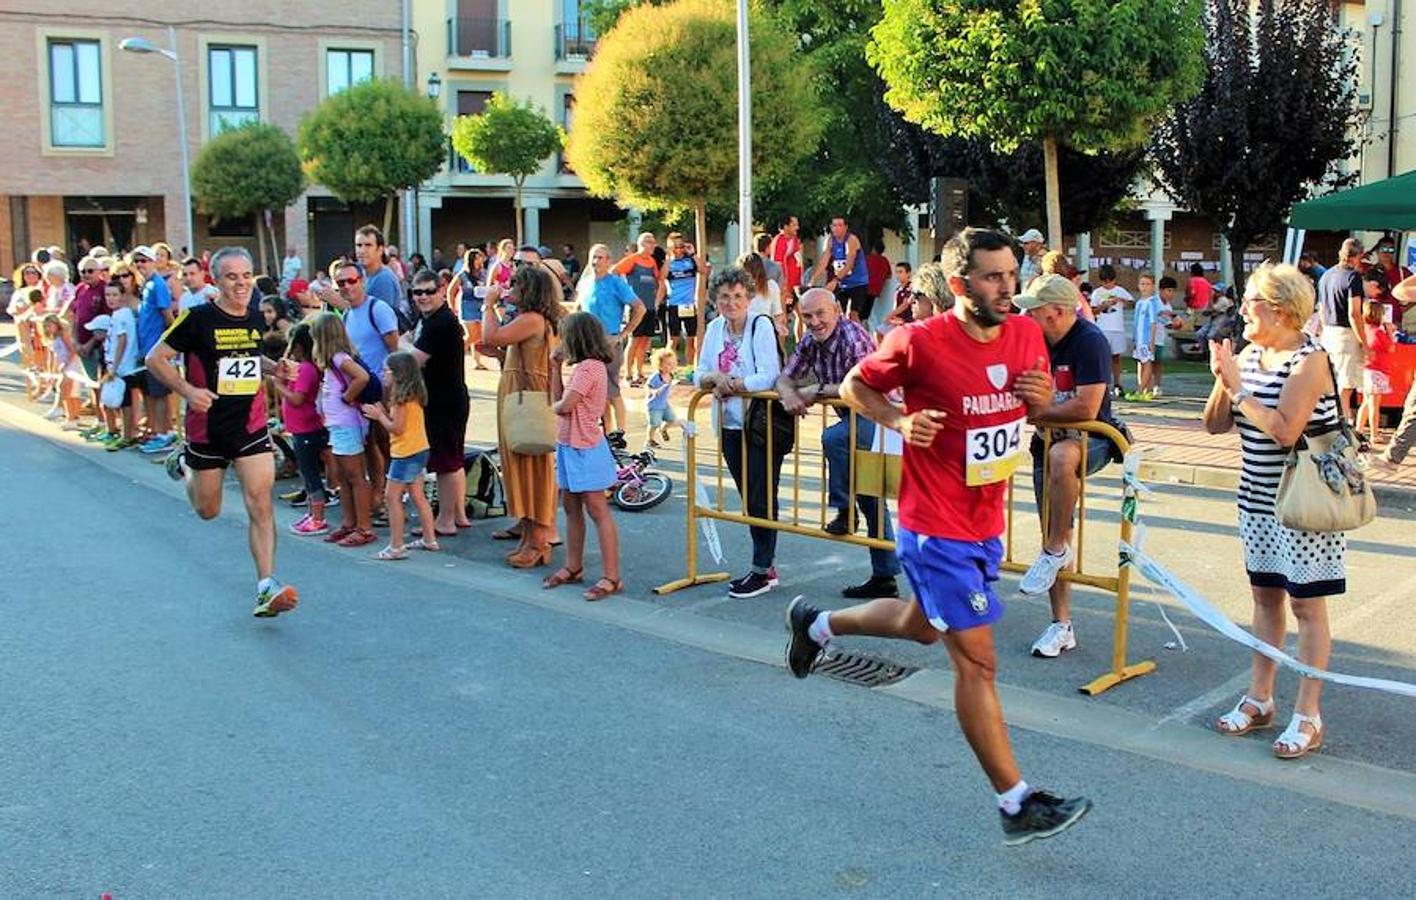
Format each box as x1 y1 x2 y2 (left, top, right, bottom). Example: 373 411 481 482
1131 274 1164 398
334 258 399 521
808 216 871 323
585 243 646 438
132 246 177 453
662 233 702 367
355 224 407 319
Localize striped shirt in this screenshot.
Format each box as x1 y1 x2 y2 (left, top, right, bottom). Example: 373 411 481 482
1234 340 1339 517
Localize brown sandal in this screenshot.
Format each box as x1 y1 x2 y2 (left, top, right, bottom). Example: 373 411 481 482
508 545 551 569
583 577 623 601
542 566 583 589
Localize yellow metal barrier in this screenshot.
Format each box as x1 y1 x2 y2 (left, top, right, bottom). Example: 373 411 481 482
654 390 1155 696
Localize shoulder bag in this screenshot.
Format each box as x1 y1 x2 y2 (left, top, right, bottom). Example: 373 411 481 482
745 315 795 455
1274 353 1376 533
502 325 557 456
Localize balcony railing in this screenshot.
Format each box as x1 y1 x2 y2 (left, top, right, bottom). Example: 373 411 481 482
554 20 596 60
448 17 511 59
448 139 475 174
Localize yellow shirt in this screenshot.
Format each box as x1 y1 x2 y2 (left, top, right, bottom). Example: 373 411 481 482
389 401 430 458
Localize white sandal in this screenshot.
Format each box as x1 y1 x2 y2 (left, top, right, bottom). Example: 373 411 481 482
1216 694 1275 736
1273 712 1324 759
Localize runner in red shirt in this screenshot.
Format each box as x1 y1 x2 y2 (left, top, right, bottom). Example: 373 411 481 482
768 215 804 339
784 227 1093 846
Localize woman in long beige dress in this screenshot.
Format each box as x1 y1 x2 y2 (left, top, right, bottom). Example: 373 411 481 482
482 264 564 568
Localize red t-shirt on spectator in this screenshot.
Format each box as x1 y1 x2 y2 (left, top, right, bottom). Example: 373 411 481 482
1364 326 1394 375
854 312 1048 542
866 252 892 296
1187 275 1212 310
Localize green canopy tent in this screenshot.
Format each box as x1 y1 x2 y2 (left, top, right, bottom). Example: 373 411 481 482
1284 169 1416 263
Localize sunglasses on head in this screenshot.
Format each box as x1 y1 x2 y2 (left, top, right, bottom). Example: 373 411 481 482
335 277 360 287
411 287 437 297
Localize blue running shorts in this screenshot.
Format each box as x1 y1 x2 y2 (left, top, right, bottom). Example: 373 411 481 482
896 526 1006 633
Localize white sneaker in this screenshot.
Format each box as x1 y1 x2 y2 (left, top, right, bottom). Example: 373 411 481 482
1031 621 1077 658
1018 545 1074 596
1151 386 1163 398
43 408 64 420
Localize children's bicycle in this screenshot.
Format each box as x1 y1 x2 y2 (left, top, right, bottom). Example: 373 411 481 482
609 448 673 512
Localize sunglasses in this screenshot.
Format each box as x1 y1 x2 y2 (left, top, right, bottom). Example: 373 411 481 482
81 269 97 275
411 287 437 297
335 277 361 287
117 272 135 279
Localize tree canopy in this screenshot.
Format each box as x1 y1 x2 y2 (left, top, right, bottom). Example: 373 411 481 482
297 79 445 238
1150 0 1359 282
191 122 305 269
566 0 824 250
868 0 1204 248
452 93 565 244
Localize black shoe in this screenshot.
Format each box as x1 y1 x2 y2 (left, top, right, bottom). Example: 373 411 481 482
784 596 825 678
280 488 307 506
841 576 898 600
370 507 389 527
1000 791 1092 847
728 571 774 599
607 430 628 450
823 511 851 536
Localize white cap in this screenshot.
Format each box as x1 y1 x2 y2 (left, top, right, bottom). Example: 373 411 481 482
130 245 155 261
1018 229 1045 244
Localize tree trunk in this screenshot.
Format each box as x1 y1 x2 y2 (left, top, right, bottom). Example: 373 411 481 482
514 178 525 247
1042 134 1063 252
254 211 269 276
382 194 396 243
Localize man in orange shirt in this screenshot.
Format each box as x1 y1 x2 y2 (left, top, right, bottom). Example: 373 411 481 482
614 232 664 388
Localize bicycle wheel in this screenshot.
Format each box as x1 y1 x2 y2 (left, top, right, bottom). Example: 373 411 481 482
612 473 673 512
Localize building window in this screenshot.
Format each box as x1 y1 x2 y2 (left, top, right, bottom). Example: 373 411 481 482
327 48 374 95
48 39 104 148
450 90 493 173
559 93 575 173
209 45 259 135
558 0 596 58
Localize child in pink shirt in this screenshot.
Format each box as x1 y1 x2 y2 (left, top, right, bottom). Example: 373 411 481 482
273 323 333 535
545 312 622 601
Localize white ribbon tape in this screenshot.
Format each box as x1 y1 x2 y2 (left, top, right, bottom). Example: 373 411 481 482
694 480 725 566
1121 540 1416 698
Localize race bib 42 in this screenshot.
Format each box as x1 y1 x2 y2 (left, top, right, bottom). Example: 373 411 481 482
216 355 261 396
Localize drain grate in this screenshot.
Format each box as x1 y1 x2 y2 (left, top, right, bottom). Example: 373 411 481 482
814 650 917 688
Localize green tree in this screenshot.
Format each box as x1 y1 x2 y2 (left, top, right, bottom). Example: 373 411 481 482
190 122 305 274
868 0 1204 250
451 93 565 246
566 0 824 257
297 79 445 240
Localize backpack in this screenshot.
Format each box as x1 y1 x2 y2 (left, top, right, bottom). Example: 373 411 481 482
367 295 414 336
334 354 383 405
463 449 506 519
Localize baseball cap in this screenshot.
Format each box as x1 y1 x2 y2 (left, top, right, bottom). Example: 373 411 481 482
286 277 310 300
130 245 155 261
88 314 113 332
1018 228 1045 244
1014 274 1077 310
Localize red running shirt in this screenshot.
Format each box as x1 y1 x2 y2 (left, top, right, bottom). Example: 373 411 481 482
855 312 1048 542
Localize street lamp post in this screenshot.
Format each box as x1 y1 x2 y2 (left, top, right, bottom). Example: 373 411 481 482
735 0 752 257
120 28 194 254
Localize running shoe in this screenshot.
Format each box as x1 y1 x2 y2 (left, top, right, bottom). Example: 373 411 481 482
43 407 64 420
289 514 329 536
784 596 825 678
728 571 774 599
252 581 299 618
370 507 390 527
104 436 137 452
1018 545 1074 596
1030 621 1077 658
280 487 307 506
1000 791 1092 846
80 425 106 438
139 433 177 455
164 446 188 482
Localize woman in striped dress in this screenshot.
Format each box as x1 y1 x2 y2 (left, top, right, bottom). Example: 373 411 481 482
1201 263 1342 760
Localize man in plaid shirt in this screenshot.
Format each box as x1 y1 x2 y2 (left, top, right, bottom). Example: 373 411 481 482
778 288 901 599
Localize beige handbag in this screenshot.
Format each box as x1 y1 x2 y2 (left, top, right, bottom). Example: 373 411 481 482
1274 358 1376 533
502 329 557 456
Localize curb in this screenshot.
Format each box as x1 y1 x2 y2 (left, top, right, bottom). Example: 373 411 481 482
1139 459 1416 511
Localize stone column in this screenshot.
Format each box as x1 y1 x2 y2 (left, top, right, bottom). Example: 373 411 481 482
1144 205 1174 282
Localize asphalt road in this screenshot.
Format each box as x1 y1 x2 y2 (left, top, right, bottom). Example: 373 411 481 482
2 406 1415 897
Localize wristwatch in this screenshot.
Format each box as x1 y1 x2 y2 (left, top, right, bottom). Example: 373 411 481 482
1229 387 1252 406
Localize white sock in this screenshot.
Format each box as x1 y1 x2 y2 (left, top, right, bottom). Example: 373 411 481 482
257 577 277 594
997 780 1031 815
808 611 834 646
